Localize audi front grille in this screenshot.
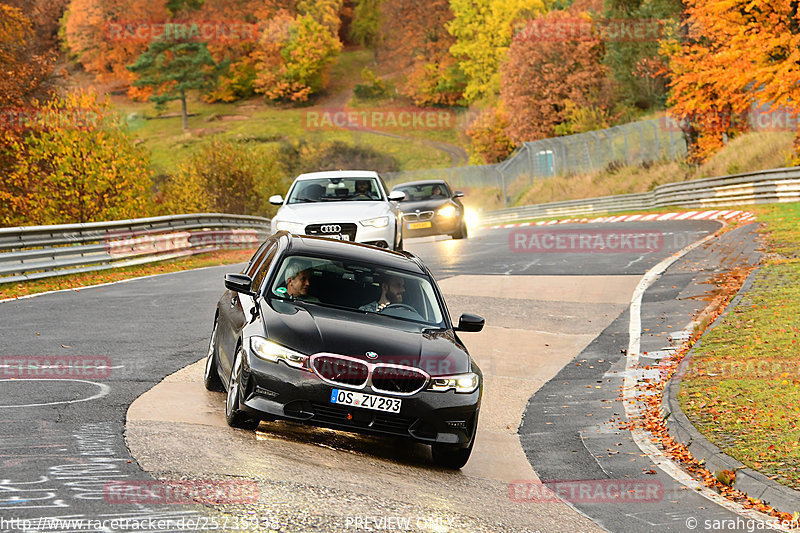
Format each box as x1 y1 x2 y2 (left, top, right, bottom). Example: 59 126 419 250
305 223 357 241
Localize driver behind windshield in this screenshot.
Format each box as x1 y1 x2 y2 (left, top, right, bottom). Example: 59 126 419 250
359 274 405 312
353 179 373 199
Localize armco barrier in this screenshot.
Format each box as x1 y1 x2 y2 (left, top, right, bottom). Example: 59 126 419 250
0 214 271 284
480 166 800 225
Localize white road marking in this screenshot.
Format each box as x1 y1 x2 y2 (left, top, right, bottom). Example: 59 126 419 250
0 379 110 408
623 230 788 529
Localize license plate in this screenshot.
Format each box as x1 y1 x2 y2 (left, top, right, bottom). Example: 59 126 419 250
408 221 431 230
324 234 350 241
330 389 401 413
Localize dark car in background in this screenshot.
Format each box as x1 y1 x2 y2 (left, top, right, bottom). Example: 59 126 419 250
204 232 485 468
391 180 468 239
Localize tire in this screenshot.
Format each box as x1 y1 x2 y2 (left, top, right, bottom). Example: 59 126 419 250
431 439 474 469
395 229 404 251
225 346 260 430
203 320 224 392
452 220 468 240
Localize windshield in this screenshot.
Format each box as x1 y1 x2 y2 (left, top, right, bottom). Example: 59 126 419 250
269 254 445 327
287 177 384 204
393 183 450 202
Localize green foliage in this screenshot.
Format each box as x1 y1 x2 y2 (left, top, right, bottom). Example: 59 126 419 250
205 56 257 103
0 91 153 226
553 101 611 135
603 0 681 110
158 138 284 216
448 0 549 103
128 40 223 129
350 0 382 46
353 67 390 99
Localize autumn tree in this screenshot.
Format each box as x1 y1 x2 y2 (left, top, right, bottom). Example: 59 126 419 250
0 4 54 107
665 0 800 163
128 40 222 131
158 139 283 216
499 9 613 142
466 107 516 164
62 0 172 85
603 0 681 110
448 0 549 103
253 1 343 101
350 0 381 47
0 91 153 226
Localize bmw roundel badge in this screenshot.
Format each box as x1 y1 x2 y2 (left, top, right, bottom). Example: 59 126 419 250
366 351 378 359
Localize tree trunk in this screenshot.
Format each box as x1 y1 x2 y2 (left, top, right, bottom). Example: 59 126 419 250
181 90 188 132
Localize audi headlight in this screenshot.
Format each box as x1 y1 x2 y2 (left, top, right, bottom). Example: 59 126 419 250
275 221 305 234
428 373 479 393
250 337 308 369
360 216 389 228
437 205 457 218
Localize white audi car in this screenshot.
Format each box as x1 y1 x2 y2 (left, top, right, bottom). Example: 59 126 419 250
269 170 406 250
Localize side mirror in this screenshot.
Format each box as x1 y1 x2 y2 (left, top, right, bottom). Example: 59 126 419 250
269 195 284 206
225 273 255 296
456 313 484 332
388 191 406 202
453 191 465 198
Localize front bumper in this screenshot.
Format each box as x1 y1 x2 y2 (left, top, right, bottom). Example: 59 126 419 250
273 220 396 249
239 350 480 447
401 216 461 238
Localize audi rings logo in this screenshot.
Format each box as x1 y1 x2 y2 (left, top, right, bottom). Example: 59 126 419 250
320 225 342 234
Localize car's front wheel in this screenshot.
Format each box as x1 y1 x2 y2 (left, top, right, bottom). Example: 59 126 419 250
225 346 260 430
452 220 468 240
204 319 224 392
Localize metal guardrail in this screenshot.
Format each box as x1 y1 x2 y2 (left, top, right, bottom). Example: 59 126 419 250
480 166 800 225
0 214 271 284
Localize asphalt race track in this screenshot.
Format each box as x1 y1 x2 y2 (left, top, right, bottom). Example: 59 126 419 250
0 220 770 532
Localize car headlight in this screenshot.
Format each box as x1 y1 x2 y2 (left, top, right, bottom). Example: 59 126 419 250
437 205 457 218
275 221 305 234
250 337 308 369
428 373 480 393
360 216 389 228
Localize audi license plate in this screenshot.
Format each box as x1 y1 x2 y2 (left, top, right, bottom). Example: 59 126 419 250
324 234 350 241
330 389 401 413
408 221 432 230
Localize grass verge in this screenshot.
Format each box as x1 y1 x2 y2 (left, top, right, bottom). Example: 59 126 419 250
679 202 800 491
0 248 256 301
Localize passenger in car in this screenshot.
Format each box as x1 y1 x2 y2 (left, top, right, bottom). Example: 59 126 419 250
358 274 406 312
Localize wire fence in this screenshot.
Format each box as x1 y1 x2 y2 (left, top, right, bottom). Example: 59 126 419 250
384 118 687 203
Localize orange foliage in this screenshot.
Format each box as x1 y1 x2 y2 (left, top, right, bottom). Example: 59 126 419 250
62 0 172 84
666 0 800 163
